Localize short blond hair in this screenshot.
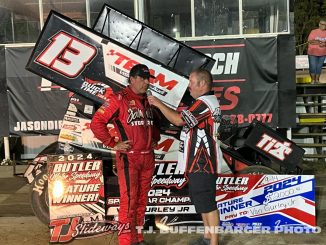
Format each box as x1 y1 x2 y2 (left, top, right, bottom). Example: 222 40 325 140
191 68 213 90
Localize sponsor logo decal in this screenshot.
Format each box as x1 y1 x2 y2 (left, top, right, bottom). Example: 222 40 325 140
256 134 293 160
181 110 198 128
50 216 130 243
14 120 63 132
36 31 97 78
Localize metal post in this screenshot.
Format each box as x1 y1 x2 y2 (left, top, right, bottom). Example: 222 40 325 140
286 128 292 140
137 0 145 22
39 0 44 29
85 0 90 28
11 11 15 43
4 137 10 160
13 153 16 176
191 0 195 37
174 15 180 39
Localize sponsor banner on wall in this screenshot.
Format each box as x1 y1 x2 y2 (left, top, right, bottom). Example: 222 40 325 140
217 174 316 232
5 46 69 136
186 36 296 128
3 24 296 137
26 11 189 110
0 46 9 136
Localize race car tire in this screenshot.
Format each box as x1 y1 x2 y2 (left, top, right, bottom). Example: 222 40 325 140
238 165 278 175
30 171 49 225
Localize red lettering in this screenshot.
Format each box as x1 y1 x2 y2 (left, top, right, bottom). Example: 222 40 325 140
83 122 91 130
151 73 178 90
36 32 96 78
49 217 80 243
155 138 174 152
214 87 224 98
237 114 244 124
113 52 130 65
123 59 139 70
222 86 240 110
50 218 70 243
107 49 139 71
59 217 80 242
213 86 240 111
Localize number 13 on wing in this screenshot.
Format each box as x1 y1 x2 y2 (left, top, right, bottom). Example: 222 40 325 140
36 31 97 78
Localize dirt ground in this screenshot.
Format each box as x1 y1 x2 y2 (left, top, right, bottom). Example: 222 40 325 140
1 216 326 245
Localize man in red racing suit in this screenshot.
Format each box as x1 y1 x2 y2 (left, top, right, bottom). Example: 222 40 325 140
91 64 160 245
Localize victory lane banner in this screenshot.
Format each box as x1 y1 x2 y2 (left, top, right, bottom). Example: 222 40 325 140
26 11 189 109
105 172 316 234
217 174 316 233
47 153 128 243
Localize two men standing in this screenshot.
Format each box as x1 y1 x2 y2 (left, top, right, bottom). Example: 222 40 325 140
91 64 221 245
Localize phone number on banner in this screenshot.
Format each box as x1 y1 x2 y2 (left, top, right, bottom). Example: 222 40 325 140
229 113 273 124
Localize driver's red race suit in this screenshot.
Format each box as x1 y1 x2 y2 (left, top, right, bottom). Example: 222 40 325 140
90 86 160 245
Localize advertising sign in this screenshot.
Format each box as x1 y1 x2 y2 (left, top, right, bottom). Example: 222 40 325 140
186 36 296 128
47 153 128 243
217 174 316 232
5 47 69 136
26 11 189 109
46 153 315 243
104 173 316 233
245 121 305 171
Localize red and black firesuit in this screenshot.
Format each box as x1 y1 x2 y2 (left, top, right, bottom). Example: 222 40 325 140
90 86 160 245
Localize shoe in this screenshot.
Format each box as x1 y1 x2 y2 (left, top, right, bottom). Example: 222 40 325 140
188 236 210 245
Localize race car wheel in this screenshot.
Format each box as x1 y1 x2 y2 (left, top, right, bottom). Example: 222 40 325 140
30 171 49 225
238 165 278 175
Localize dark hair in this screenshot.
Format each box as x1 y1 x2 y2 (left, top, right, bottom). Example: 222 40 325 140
191 68 213 90
129 64 155 79
320 17 326 22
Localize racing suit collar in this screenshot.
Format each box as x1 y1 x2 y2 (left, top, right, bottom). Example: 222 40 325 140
198 91 214 98
126 86 146 100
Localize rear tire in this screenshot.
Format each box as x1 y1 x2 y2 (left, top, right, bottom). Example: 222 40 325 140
238 165 278 175
30 172 49 225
